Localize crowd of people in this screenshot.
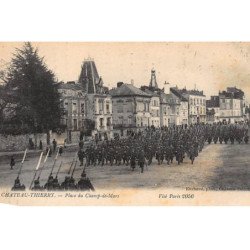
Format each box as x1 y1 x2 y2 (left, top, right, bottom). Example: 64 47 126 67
11 122 249 191
77 122 249 174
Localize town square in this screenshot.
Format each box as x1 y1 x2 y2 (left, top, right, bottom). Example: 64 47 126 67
0 42 249 191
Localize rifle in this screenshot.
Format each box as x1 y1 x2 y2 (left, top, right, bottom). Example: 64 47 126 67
29 151 43 190
55 161 63 178
49 148 59 176
70 160 77 178
67 152 78 174
17 149 27 178
37 148 50 179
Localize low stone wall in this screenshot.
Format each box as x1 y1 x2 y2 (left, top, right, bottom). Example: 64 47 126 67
0 131 81 152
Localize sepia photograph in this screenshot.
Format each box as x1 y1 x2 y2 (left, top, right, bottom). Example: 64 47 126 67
0 42 250 205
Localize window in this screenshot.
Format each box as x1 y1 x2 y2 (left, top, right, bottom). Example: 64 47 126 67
107 117 111 126
73 119 77 130
128 117 132 125
117 105 123 113
72 102 77 113
100 118 104 127
106 102 110 113
81 103 84 114
99 100 104 112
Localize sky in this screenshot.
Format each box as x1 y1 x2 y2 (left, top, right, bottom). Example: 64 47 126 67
1 42 250 101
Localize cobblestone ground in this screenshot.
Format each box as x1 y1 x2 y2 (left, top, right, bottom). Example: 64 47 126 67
0 142 249 190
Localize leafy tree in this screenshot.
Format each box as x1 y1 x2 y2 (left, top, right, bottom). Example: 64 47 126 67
0 42 63 144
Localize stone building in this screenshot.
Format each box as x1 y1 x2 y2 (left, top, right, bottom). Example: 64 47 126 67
78 58 113 139
58 81 85 130
140 69 187 127
158 91 180 126
206 96 220 123
57 81 86 142
58 58 113 141
110 82 151 136
172 87 206 124
170 87 189 125
140 69 161 127
218 87 245 123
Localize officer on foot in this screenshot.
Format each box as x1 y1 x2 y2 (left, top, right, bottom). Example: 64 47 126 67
10 155 15 170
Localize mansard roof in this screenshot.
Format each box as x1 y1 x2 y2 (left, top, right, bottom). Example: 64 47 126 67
110 83 152 97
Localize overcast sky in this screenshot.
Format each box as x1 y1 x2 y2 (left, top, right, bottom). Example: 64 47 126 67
1 42 250 101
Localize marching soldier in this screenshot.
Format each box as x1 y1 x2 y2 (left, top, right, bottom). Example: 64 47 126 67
10 155 15 170
31 178 44 190
11 176 25 191
52 139 57 153
77 172 95 191
138 150 145 173
78 149 85 166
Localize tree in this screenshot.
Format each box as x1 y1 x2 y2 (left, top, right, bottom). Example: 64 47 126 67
0 42 63 144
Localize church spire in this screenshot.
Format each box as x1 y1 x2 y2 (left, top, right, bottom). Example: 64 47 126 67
149 68 158 88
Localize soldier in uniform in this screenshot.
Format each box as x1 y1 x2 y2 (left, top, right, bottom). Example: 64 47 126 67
52 176 61 190
68 176 77 190
31 178 44 190
77 172 95 191
59 146 63 156
44 175 54 190
244 134 249 144
78 149 85 166
79 140 84 150
138 150 145 173
11 177 25 191
60 176 71 190
130 149 136 171
10 155 15 170
52 139 57 153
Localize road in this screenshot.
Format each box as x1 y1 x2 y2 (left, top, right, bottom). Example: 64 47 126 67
0 142 249 190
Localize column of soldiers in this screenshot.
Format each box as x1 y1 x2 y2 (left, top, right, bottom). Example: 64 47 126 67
77 122 249 173
205 122 249 145
12 145 95 192
11 122 249 191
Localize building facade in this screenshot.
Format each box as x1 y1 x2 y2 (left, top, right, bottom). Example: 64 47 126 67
170 87 189 125
206 96 220 123
58 58 113 141
110 82 151 136
206 87 245 123
58 82 86 142
78 58 113 139
172 87 206 124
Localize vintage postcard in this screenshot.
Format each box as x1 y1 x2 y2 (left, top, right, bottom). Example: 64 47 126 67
0 42 250 205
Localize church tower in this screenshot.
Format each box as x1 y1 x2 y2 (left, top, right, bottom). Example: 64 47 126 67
149 68 158 89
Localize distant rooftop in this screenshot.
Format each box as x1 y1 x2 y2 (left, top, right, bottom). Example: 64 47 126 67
170 87 188 101
170 86 205 97
58 81 83 91
110 83 152 97
219 86 244 99
206 96 220 108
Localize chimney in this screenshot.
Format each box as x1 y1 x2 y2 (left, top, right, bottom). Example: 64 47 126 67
117 82 124 88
